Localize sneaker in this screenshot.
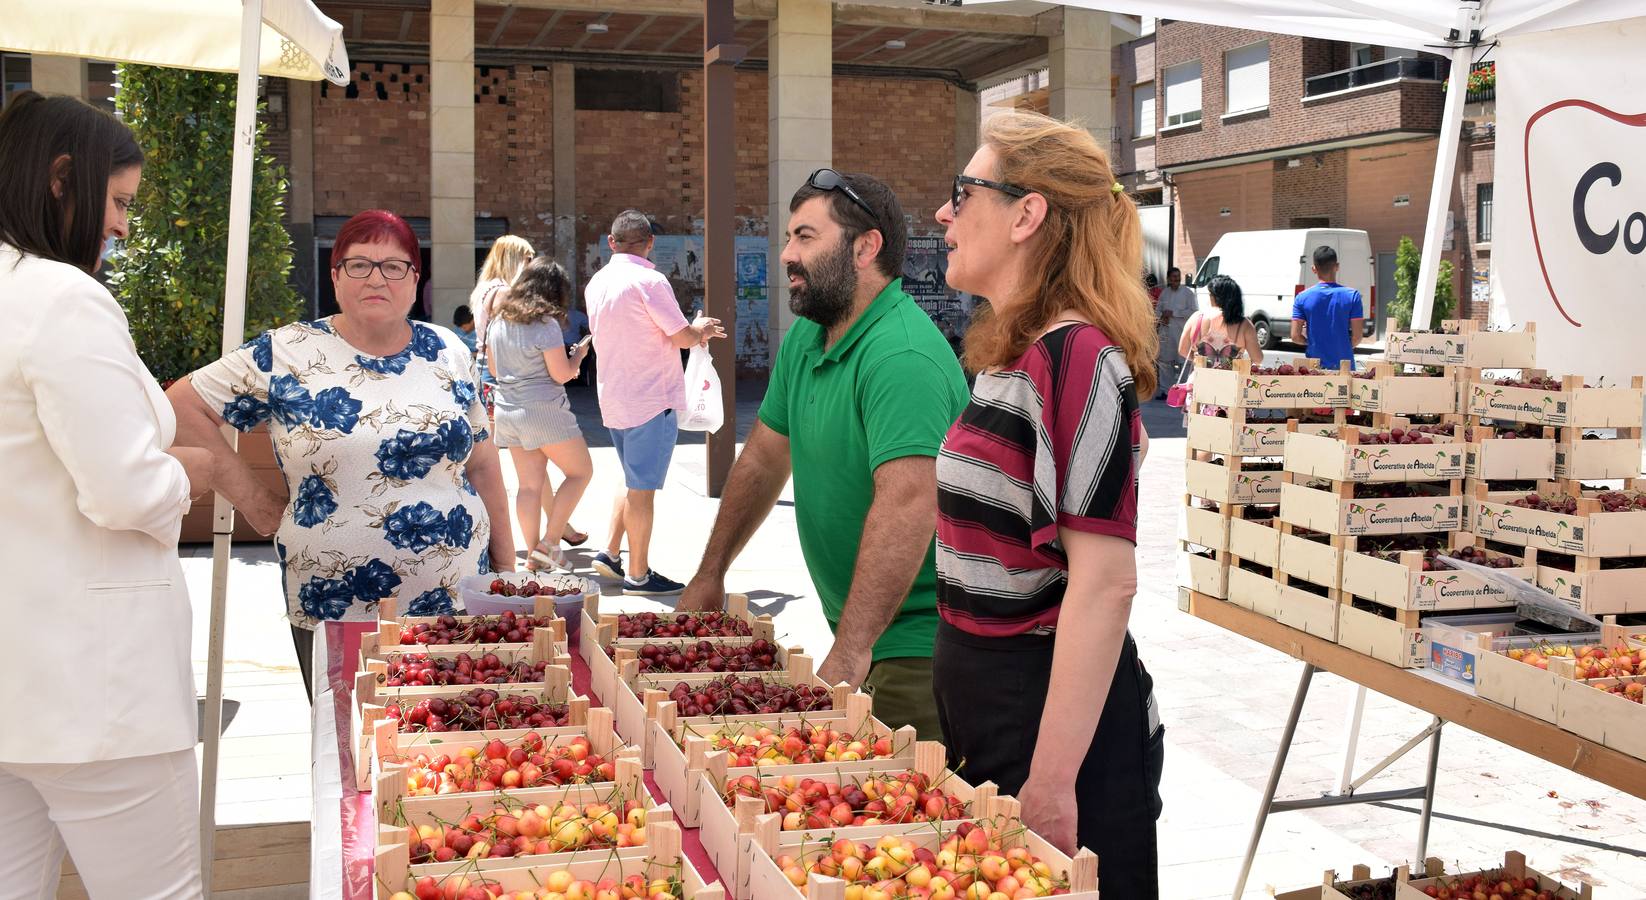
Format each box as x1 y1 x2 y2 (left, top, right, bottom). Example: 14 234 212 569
623 570 686 596
592 551 625 580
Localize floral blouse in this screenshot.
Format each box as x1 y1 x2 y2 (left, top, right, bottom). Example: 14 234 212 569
191 318 494 627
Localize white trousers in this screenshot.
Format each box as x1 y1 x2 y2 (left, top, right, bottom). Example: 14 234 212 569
0 749 204 900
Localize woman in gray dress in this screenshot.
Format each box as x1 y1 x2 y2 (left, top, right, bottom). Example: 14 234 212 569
488 258 593 571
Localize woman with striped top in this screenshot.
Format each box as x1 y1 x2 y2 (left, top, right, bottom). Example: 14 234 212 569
931 110 1165 897
487 257 593 571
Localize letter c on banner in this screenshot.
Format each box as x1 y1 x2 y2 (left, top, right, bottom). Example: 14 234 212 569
1574 161 1621 254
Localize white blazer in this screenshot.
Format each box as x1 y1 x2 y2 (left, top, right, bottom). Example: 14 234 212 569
0 244 196 764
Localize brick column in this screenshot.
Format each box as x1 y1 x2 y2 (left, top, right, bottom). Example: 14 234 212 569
551 62 578 297
956 85 980 171
767 0 831 357
1048 8 1113 145
287 79 318 315
30 55 86 98
430 0 476 326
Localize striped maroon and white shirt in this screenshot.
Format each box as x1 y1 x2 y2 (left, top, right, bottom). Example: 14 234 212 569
935 323 1142 637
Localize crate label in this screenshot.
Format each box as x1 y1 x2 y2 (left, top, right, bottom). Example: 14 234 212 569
1478 504 1585 553
1429 642 1479 684
1243 376 1348 405
1347 446 1464 480
1469 385 1571 425
1415 572 1507 608
1345 500 1462 534
1240 425 1287 452
1388 333 1466 365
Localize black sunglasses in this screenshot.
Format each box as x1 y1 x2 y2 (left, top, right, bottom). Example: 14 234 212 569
952 174 1029 215
807 168 879 224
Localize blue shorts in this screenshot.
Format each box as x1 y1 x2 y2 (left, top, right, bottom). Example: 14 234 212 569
608 410 677 490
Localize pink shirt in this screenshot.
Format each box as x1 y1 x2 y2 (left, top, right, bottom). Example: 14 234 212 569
585 253 690 429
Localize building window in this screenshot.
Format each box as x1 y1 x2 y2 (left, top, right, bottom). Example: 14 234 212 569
575 69 680 113
1163 61 1202 127
1477 183 1494 242
1 53 31 109
1225 42 1269 115
1133 81 1155 137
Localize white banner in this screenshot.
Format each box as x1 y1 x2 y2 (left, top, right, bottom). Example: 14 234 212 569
1493 18 1646 384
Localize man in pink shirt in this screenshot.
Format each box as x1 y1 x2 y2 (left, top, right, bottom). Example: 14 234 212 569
586 210 725 594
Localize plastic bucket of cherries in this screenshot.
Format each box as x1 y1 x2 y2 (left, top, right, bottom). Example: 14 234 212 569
458 571 592 639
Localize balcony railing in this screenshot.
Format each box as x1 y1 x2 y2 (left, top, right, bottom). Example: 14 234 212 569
1304 56 1447 98
1466 62 1495 103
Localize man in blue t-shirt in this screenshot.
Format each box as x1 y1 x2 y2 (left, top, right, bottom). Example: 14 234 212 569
1291 245 1364 370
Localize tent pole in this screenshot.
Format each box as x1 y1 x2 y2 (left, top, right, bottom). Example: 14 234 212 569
1411 4 1480 329
200 0 265 883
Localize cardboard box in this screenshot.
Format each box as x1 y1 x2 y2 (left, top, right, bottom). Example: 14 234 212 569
1472 484 1646 556
1465 376 1644 428
1185 458 1283 505
1554 437 1644 479
1536 563 1646 615
1190 357 1351 409
1385 320 1536 368
1351 367 1457 415
1284 428 1464 483
1280 480 1463 536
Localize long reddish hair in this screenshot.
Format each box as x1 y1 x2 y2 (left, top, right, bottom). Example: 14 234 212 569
962 111 1159 398
331 209 419 270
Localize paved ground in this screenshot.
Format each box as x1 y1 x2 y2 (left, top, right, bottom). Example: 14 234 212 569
183 372 1646 898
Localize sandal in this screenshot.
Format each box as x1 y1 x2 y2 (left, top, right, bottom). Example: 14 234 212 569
562 526 588 547
526 543 569 573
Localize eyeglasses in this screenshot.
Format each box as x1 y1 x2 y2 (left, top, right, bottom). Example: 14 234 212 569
806 168 879 224
336 257 416 281
951 174 1029 216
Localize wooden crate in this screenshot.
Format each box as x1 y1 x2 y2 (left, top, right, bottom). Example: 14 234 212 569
379 780 667 884
1280 476 1463 536
1554 432 1644 479
1186 406 1291 456
1228 510 1280 569
1177 546 1228 600
649 693 916 826
615 652 853 764
1385 319 1536 368
583 598 778 707
1351 365 1457 416
356 635 569 707
1336 600 1426 668
376 593 566 643
1397 851 1591 899
1340 533 1530 611
1471 482 1646 556
1464 424 1557 480
1276 579 1341 641
1276 523 1344 588
1465 374 1644 429
1181 502 1232 553
1556 674 1646 759
372 706 634 810
744 797 1097 900
1284 425 1465 483
1535 557 1646 615
1190 356 1351 410
1275 862 1439 900
1226 563 1283 618
1185 457 1283 506
1471 624 1622 721
373 817 724 900
696 742 992 900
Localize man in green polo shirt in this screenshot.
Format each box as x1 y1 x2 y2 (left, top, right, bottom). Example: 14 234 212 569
678 170 969 739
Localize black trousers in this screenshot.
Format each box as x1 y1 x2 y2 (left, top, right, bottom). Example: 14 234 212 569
291 624 315 706
932 621 1164 899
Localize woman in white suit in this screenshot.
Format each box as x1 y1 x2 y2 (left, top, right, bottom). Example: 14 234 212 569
0 93 225 899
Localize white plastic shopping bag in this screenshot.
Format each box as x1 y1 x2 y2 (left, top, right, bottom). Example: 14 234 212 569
680 345 724 433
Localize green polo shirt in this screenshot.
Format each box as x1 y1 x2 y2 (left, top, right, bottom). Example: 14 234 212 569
757 279 969 661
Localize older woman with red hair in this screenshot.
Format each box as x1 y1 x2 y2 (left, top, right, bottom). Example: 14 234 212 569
168 210 515 697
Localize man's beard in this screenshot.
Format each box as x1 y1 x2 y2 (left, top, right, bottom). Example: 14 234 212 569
787 238 857 329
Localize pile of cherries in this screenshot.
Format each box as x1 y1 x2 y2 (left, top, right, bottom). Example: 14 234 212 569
629 639 780 674
665 675 834 717
386 688 571 732
1356 427 1440 445
1251 363 1323 376
399 612 555 646
1493 374 1563 390
487 578 580 598
1506 491 1580 513
615 611 753 639
1418 543 1520 571
1593 490 1646 512
383 652 548 687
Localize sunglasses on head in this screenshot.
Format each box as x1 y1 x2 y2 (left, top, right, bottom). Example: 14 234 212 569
806 168 879 223
951 174 1029 216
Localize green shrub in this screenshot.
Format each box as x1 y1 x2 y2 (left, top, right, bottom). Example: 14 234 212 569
108 66 303 382
1389 235 1457 332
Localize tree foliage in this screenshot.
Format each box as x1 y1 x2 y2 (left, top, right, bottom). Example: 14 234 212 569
108 66 303 382
1390 235 1457 331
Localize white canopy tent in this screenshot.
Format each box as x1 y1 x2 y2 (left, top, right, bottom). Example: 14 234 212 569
0 0 348 882
962 0 1643 333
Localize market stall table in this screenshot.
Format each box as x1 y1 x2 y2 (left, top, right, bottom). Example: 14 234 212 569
1181 589 1646 899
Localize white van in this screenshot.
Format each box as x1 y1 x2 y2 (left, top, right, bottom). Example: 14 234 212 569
1189 228 1375 350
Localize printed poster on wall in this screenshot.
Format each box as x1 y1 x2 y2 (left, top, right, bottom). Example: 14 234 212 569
1493 17 1646 385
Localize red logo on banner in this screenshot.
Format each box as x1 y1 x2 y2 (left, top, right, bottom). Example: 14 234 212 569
1525 99 1646 328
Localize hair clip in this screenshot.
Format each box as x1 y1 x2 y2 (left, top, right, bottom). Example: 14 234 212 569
1111 182 1125 196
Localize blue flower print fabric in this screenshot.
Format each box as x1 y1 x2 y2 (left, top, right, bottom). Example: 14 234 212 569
190 318 495 626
